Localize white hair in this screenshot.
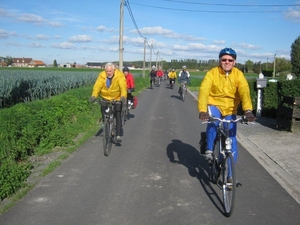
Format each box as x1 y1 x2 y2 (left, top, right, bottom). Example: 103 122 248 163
105 62 115 70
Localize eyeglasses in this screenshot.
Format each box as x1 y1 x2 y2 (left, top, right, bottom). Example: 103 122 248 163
221 59 234 62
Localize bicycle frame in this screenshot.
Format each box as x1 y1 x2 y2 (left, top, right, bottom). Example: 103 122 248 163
102 100 119 156
203 116 243 217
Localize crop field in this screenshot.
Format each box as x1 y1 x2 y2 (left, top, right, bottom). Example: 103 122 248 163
0 69 99 108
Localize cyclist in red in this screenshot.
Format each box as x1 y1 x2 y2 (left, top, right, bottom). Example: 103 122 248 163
156 67 164 85
122 67 135 107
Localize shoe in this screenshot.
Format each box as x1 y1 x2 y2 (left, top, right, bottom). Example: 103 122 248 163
205 150 213 161
116 136 122 142
227 177 233 189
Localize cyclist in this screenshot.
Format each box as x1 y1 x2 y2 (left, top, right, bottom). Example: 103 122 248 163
122 67 135 107
178 65 190 94
90 62 127 142
168 68 177 87
198 48 256 170
156 67 164 85
149 67 156 88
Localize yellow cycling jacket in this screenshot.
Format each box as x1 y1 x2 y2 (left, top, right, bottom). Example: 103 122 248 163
168 71 177 79
92 69 127 101
198 66 253 116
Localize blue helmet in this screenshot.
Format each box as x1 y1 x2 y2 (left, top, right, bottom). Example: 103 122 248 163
219 48 237 60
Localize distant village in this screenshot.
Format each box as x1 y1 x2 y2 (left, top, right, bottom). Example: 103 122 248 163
1 57 136 69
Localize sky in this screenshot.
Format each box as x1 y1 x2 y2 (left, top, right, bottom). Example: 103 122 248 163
1 0 300 65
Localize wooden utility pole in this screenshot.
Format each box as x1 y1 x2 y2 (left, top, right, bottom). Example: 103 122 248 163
119 0 124 70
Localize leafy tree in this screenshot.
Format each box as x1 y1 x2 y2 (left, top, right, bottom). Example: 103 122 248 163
53 59 58 67
291 36 300 77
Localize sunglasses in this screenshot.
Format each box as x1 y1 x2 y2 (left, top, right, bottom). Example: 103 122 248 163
221 59 234 62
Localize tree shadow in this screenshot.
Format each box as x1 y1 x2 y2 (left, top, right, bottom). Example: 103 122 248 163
166 139 226 216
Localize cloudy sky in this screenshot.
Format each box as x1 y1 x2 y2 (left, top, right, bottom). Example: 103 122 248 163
1 0 300 65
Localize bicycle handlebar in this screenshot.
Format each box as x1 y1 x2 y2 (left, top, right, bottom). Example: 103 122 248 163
202 116 248 124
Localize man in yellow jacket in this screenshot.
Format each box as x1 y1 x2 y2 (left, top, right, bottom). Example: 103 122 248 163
168 69 177 89
198 48 256 169
90 62 127 142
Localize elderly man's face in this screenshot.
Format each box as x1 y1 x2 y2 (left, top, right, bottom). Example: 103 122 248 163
105 66 114 78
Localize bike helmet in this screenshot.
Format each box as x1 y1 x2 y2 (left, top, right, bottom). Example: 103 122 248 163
172 68 175 71
182 66 186 69
219 48 237 60
122 67 129 72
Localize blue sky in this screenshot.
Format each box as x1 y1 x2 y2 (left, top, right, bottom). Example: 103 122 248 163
1 0 300 65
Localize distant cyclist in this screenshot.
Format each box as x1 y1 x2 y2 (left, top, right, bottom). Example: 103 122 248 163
149 67 156 88
168 68 177 87
122 67 135 107
198 48 256 166
178 65 190 94
156 67 164 84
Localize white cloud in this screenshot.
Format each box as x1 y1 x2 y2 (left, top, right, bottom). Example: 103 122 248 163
232 43 261 50
96 25 117 32
51 42 76 49
17 13 45 24
48 21 64 27
36 34 49 40
68 35 92 42
0 29 16 38
213 40 226 45
29 42 44 48
284 6 300 22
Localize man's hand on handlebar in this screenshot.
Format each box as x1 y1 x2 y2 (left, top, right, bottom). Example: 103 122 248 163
199 112 210 121
244 110 256 122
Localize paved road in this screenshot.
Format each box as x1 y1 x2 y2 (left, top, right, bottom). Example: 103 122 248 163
0 81 300 224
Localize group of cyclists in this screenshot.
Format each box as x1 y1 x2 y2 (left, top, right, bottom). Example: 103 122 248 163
90 48 256 180
149 65 191 95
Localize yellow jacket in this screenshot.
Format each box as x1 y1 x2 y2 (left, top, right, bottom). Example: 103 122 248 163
198 66 253 116
168 71 177 79
92 69 127 101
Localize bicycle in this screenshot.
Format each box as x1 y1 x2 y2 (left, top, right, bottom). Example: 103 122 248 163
170 79 175 89
121 99 133 126
179 81 187 102
202 116 246 217
101 100 120 156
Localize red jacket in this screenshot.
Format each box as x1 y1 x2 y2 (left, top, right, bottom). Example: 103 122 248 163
126 73 135 89
156 70 164 77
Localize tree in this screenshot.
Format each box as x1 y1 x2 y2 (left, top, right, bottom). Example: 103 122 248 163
53 59 58 67
291 36 300 77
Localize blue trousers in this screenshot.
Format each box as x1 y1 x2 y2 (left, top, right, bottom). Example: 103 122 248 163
206 106 238 177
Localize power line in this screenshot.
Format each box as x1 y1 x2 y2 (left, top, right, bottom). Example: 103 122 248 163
125 0 146 39
163 0 300 7
129 2 291 13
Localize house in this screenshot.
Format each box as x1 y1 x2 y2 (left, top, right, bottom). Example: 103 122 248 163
28 60 46 67
12 58 32 67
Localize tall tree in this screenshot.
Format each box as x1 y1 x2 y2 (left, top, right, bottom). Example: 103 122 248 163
53 59 58 67
291 36 300 77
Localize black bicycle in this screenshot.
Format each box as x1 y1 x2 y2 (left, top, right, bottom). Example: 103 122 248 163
179 81 187 102
102 100 120 156
121 99 132 126
203 116 245 217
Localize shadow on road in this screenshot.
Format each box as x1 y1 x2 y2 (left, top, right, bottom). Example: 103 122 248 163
166 139 225 216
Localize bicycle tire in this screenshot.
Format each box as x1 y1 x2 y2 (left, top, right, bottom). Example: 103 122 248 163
222 152 236 217
211 139 221 184
182 90 185 102
103 119 113 156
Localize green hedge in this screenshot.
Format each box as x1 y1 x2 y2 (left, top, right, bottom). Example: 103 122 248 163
0 77 149 200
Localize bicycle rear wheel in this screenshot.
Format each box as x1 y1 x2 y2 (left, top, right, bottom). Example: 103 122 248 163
103 119 112 156
221 152 236 217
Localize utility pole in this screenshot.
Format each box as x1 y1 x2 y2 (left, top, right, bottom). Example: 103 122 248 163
143 38 146 78
273 54 276 77
119 0 124 70
155 51 159 68
150 44 153 68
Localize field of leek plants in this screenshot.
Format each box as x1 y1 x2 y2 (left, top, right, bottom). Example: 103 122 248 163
0 69 99 108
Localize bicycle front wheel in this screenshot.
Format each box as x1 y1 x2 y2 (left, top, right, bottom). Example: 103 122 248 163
103 119 112 156
221 152 236 217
